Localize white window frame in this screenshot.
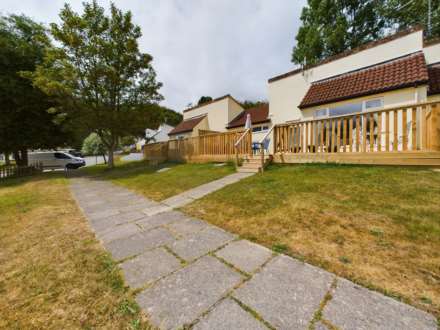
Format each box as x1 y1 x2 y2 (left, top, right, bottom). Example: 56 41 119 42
312 97 384 119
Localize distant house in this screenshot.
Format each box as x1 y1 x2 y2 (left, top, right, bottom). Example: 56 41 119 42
168 95 244 139
136 123 174 150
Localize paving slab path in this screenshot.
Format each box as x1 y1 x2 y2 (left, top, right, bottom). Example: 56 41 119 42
70 176 437 330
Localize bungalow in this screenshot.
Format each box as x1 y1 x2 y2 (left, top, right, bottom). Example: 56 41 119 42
168 95 244 139
226 103 271 142
268 27 440 125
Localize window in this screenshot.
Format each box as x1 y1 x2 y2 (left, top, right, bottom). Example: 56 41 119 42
314 109 328 118
329 102 362 117
54 152 71 159
252 125 269 133
365 98 383 109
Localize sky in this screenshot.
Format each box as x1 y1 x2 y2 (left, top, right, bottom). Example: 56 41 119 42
1 0 306 112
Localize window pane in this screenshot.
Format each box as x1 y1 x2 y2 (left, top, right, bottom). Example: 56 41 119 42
329 102 362 117
262 126 269 131
365 99 383 109
252 126 262 132
314 109 327 118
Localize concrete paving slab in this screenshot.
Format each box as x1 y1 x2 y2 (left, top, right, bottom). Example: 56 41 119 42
171 226 235 261
166 217 209 237
233 255 333 330
216 240 272 274
87 208 120 221
120 248 181 289
193 298 268 330
322 277 438 330
90 211 145 233
314 321 330 330
136 256 243 330
105 227 176 261
98 223 141 243
161 195 194 208
143 204 172 217
136 211 188 231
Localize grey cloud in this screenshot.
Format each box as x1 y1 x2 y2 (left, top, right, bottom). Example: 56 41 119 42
1 0 306 111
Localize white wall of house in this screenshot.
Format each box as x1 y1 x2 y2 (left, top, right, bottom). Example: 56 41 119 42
268 29 426 125
424 42 440 64
182 97 244 133
146 124 175 143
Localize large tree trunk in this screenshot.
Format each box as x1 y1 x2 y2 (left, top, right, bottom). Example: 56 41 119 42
21 148 28 166
13 149 29 167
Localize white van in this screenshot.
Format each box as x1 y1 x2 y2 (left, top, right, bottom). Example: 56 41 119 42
29 151 86 170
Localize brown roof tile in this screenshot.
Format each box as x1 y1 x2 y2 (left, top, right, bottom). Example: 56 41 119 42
269 26 424 84
227 103 270 128
299 52 429 109
168 115 206 135
428 63 440 95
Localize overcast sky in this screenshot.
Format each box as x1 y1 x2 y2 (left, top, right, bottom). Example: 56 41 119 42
1 0 306 112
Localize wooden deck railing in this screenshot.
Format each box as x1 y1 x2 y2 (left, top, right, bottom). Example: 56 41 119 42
144 130 252 163
273 101 440 154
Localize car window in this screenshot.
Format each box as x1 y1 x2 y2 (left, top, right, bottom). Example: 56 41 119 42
54 152 71 159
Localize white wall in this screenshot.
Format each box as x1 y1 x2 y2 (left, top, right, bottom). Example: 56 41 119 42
182 97 244 133
424 42 440 65
268 30 425 125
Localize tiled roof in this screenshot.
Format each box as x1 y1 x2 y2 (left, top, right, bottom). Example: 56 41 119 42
168 115 206 135
299 52 429 109
227 103 270 128
428 63 440 95
268 26 423 83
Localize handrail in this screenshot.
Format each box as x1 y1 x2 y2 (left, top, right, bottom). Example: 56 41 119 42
258 125 275 144
275 100 439 128
234 128 250 147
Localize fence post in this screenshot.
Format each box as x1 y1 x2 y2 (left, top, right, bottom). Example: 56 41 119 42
260 143 264 173
429 104 440 151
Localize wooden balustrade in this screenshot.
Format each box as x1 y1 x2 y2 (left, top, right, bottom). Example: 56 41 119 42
144 130 252 163
273 101 440 155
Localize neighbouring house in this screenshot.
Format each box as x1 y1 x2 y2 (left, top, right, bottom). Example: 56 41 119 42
136 123 175 151
268 27 440 125
226 103 271 142
168 95 244 139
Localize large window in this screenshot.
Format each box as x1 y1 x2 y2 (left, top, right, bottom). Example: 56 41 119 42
312 98 383 118
252 125 269 133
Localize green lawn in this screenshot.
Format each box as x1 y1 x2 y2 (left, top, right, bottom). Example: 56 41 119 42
0 174 152 329
182 164 440 318
80 160 235 201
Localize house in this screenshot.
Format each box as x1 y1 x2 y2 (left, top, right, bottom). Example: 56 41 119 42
268 27 440 125
226 103 271 142
168 95 244 139
136 123 175 151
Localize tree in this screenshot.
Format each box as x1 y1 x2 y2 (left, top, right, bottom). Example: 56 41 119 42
197 96 213 105
292 0 385 66
159 105 182 126
32 1 163 168
0 15 68 166
81 133 107 163
382 0 440 38
240 100 268 109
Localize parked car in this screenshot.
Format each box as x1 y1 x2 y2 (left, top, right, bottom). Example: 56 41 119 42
67 149 84 158
28 151 86 169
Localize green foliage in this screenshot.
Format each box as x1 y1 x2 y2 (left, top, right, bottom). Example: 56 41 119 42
240 100 267 109
82 133 106 156
0 14 69 165
197 96 213 105
292 0 385 66
31 1 163 167
293 0 440 66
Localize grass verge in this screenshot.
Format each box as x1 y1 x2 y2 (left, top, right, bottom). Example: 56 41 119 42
0 174 153 329
80 160 235 201
182 163 440 317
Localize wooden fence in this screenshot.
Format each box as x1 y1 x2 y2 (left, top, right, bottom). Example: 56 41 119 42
0 163 43 180
272 101 440 165
144 130 252 163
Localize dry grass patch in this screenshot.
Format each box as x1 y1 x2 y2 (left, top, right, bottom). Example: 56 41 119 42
0 174 153 329
182 164 440 318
